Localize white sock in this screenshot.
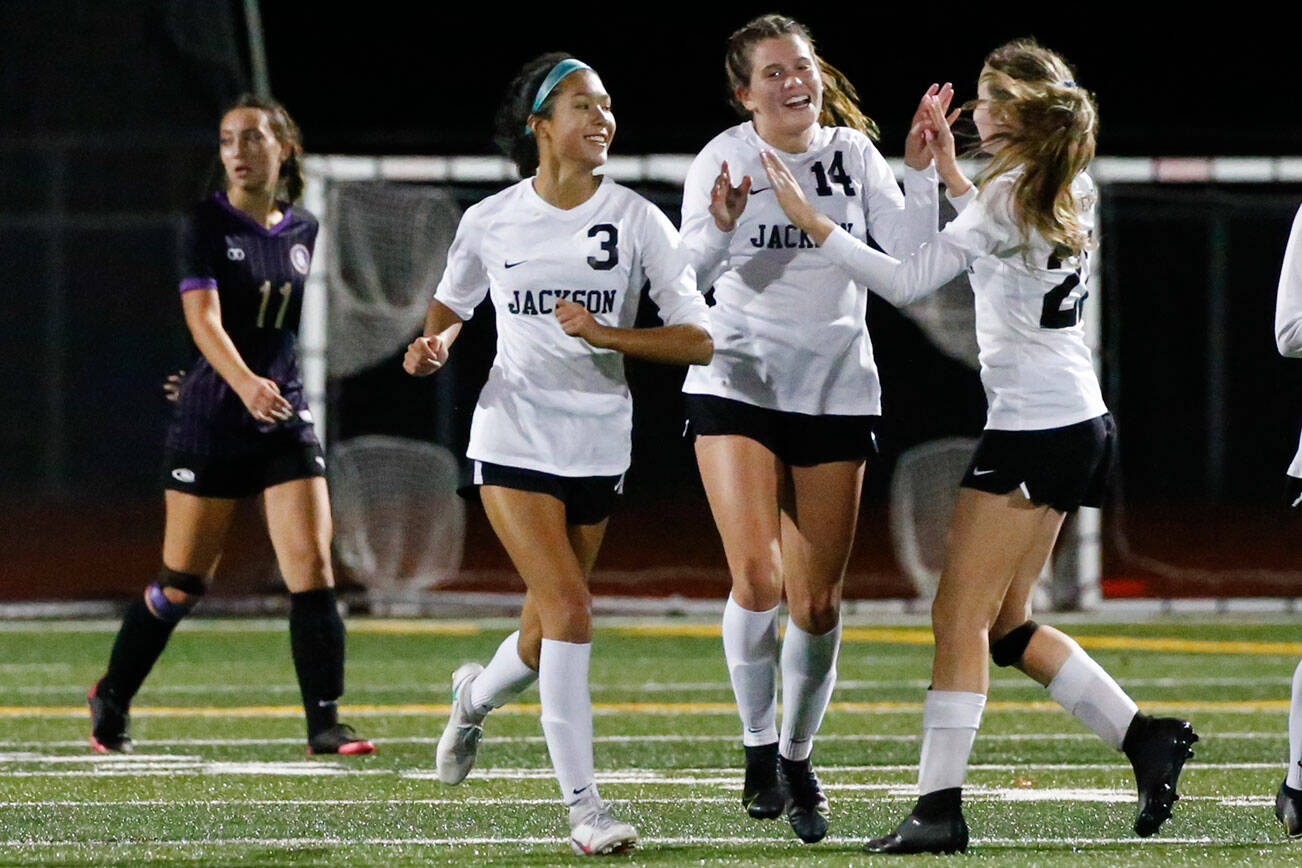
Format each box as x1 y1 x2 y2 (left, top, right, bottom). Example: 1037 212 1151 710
1047 643 1139 750
917 690 986 794
539 638 597 805
722 595 779 746
1288 658 1302 789
779 618 841 761
470 630 538 714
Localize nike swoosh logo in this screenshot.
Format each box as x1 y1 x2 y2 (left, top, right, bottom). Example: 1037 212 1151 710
573 785 590 796
504 260 527 268
749 187 771 195
972 468 997 476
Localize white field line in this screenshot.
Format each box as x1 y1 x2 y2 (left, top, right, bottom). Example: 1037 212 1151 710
0 835 1225 848
0 731 1287 750
0 663 72 673
1 702 1287 719
0 762 1279 780
12 675 1293 695
0 792 1276 809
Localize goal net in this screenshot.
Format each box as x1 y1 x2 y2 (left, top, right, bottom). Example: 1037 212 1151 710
303 154 1302 606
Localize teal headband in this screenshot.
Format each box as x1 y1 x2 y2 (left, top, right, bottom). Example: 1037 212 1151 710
525 58 592 133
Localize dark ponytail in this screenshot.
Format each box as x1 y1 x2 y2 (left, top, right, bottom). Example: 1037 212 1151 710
494 52 575 177
223 93 305 202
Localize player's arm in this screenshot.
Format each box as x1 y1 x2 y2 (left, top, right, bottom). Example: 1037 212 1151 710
681 151 744 290
870 92 967 255
403 299 464 376
554 300 712 365
404 207 489 376
759 149 983 307
1275 205 1302 357
564 204 714 365
180 289 292 424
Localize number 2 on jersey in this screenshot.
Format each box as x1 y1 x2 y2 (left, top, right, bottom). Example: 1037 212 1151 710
256 281 292 329
1040 253 1088 329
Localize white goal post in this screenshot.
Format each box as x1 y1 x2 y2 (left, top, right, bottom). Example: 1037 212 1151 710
301 154 1302 606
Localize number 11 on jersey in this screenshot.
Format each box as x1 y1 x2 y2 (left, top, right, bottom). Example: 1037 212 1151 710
256 280 292 329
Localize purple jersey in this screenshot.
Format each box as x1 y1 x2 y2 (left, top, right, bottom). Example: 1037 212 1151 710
167 192 319 456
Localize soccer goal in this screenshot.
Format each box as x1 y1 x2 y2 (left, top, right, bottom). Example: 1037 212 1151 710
302 154 1302 608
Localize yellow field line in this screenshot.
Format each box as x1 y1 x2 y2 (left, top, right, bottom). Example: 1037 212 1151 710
14 619 1300 656
1 698 1287 718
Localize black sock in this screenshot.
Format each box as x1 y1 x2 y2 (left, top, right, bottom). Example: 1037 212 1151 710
1122 712 1152 757
913 787 962 820
100 597 179 705
289 588 345 736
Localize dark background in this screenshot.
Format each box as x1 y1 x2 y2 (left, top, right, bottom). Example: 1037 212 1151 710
3 1 1300 600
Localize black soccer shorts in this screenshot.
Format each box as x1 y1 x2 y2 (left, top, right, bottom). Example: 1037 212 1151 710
163 443 326 499
960 413 1116 513
471 461 624 526
683 393 879 467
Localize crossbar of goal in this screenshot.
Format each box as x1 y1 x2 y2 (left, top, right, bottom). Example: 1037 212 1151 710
300 154 1302 605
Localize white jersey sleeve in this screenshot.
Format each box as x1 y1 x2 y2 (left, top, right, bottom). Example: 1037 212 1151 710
824 171 1105 430
432 205 490 320
1273 204 1302 477
634 203 712 332
820 182 1009 307
1275 204 1302 358
680 149 735 291
861 148 939 257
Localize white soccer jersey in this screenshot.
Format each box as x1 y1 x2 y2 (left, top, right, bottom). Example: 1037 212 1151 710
1273 203 1302 477
680 122 940 415
434 177 711 477
820 170 1108 431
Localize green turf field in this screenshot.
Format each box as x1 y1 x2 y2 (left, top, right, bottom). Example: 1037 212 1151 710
1 615 1300 865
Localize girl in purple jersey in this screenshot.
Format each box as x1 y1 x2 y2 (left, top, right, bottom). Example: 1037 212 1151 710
88 95 373 758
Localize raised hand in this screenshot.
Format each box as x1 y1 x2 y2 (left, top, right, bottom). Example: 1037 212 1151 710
403 334 450 376
708 160 752 232
757 149 837 245
904 83 954 170
923 94 966 193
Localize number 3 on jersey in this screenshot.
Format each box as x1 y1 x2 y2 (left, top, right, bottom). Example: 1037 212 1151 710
1040 252 1088 329
587 224 618 271
256 280 292 329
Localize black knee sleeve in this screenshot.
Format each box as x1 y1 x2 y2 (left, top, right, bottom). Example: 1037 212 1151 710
990 620 1039 667
145 568 207 623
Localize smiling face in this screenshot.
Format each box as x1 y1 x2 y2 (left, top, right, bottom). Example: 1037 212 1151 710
532 69 615 170
219 107 284 195
737 34 822 147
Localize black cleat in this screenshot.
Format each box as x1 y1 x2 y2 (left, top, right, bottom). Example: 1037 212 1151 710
1276 780 1302 837
779 755 828 843
307 723 376 756
87 680 132 754
742 743 786 819
1123 714 1198 837
863 787 968 855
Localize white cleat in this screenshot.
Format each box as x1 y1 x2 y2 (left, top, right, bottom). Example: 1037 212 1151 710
569 793 638 855
436 662 486 784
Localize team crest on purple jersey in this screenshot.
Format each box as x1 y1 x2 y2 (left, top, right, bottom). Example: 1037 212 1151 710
290 244 311 275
